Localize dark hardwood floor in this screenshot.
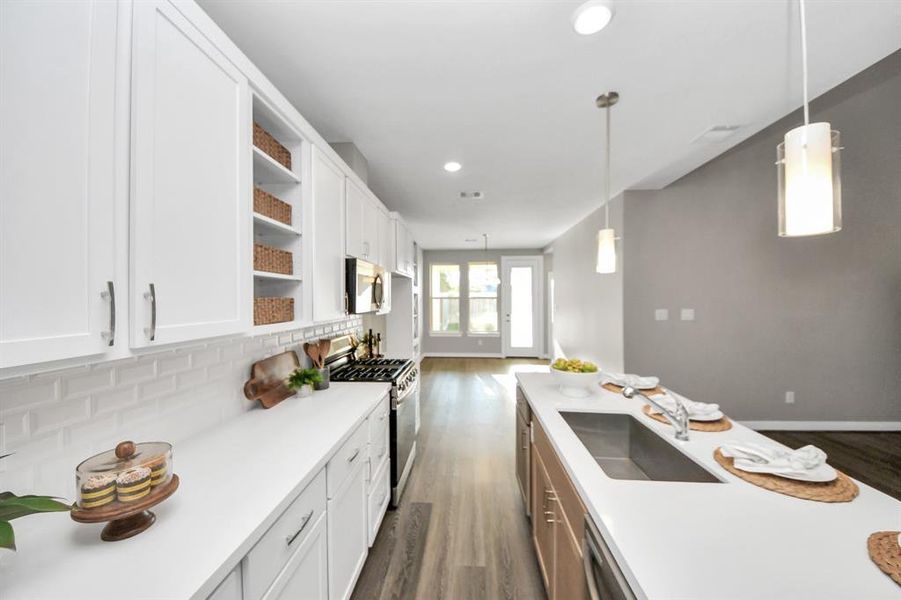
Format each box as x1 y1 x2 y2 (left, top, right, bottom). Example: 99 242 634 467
759 430 901 501
352 357 549 600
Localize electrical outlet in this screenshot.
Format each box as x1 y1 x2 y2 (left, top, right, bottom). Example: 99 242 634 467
680 308 695 321
654 309 669 321
785 391 795 404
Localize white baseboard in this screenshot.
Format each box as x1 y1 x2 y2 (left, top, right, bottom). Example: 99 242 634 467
741 420 901 432
422 352 504 358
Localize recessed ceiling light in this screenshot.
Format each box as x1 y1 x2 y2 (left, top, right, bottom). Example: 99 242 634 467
443 161 462 173
572 1 614 35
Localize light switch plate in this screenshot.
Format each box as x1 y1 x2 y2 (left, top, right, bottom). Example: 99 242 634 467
654 309 669 321
680 308 695 321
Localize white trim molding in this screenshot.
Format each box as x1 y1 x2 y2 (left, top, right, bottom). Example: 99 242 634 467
741 420 901 432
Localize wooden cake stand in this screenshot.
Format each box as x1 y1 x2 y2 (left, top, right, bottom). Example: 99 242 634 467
71 474 179 542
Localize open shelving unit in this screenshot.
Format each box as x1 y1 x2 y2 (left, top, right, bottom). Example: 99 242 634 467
250 91 311 331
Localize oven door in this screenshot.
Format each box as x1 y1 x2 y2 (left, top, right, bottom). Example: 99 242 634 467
390 381 418 507
345 258 384 314
584 515 636 600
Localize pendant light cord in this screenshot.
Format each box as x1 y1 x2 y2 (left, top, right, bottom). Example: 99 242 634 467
604 98 611 228
799 0 810 127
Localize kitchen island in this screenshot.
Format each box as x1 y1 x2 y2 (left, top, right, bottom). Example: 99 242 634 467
516 372 901 600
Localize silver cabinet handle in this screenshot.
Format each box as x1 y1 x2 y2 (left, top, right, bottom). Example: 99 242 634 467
285 509 314 546
543 510 555 524
347 448 361 463
100 281 115 346
143 283 156 341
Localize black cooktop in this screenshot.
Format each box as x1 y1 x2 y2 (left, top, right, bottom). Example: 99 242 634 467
330 358 411 383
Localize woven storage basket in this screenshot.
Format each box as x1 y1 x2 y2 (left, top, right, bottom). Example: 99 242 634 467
253 122 291 170
254 243 293 275
254 187 292 225
254 297 294 326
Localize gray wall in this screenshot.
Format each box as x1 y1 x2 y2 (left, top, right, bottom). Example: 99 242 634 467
422 249 545 355
623 50 901 422
546 195 625 372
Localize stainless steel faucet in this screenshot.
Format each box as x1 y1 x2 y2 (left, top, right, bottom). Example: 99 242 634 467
622 386 690 441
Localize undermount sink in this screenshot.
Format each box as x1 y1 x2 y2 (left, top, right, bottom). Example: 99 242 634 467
559 411 722 483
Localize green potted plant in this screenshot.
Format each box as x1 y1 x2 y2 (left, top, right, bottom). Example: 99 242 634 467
285 367 323 398
1 455 72 551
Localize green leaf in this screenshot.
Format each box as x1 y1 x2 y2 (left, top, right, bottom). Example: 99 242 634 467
0 495 71 520
0 520 15 551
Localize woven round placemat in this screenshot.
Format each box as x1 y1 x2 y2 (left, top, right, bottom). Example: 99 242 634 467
642 405 732 432
868 531 901 586
713 448 859 503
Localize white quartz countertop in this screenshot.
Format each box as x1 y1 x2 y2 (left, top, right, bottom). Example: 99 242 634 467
516 372 901 600
0 382 390 600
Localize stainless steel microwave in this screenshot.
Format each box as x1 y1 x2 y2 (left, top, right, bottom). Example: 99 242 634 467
345 258 384 314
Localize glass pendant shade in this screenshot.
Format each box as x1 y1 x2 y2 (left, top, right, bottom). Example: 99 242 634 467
777 122 842 237
596 228 617 274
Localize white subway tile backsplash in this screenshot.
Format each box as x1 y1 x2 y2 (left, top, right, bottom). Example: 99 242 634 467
138 375 177 399
157 352 192 375
116 360 157 385
31 398 90 433
1 318 360 496
63 369 113 398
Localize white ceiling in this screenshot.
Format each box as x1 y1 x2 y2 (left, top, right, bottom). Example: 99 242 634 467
198 0 901 249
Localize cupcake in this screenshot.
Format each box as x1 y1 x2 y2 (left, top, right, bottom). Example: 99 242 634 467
80 473 117 509
142 456 169 488
116 467 151 503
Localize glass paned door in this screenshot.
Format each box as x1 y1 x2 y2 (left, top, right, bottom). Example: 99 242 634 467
501 256 544 357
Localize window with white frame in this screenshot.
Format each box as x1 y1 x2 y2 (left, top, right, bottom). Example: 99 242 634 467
430 264 460 333
468 261 498 334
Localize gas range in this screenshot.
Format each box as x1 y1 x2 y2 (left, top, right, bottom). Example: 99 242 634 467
324 336 419 508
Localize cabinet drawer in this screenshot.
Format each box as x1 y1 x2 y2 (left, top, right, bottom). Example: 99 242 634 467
367 456 390 547
368 394 390 443
243 469 326 600
533 418 586 544
327 421 369 499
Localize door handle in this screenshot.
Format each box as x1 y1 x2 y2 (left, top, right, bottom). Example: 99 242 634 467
143 283 157 341
285 509 314 546
100 281 115 346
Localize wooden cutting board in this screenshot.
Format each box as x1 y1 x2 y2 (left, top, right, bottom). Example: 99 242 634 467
243 350 299 409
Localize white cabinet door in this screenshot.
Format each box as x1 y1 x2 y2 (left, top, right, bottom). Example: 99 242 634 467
208 566 243 600
344 178 365 260
361 194 379 264
312 148 346 322
266 515 328 600
393 220 405 274
0 1 121 368
378 208 393 271
327 461 368 600
131 0 250 347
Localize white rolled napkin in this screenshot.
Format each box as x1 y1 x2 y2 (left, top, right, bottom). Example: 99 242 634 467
602 372 659 389
648 392 720 418
720 442 827 473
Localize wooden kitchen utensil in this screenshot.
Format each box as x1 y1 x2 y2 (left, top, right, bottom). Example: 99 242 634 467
243 350 300 408
303 341 322 368
319 338 331 363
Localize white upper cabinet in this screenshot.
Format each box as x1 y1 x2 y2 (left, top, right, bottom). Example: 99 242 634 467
378 207 393 272
392 219 415 277
345 177 382 265
130 0 251 347
0 1 122 368
345 177 365 260
312 148 347 322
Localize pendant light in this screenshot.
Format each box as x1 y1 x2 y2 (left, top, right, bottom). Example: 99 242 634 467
776 0 842 237
596 91 619 274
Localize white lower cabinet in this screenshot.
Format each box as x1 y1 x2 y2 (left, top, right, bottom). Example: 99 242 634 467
367 457 390 547
242 470 327 600
327 460 368 600
265 514 328 600
209 566 243 600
